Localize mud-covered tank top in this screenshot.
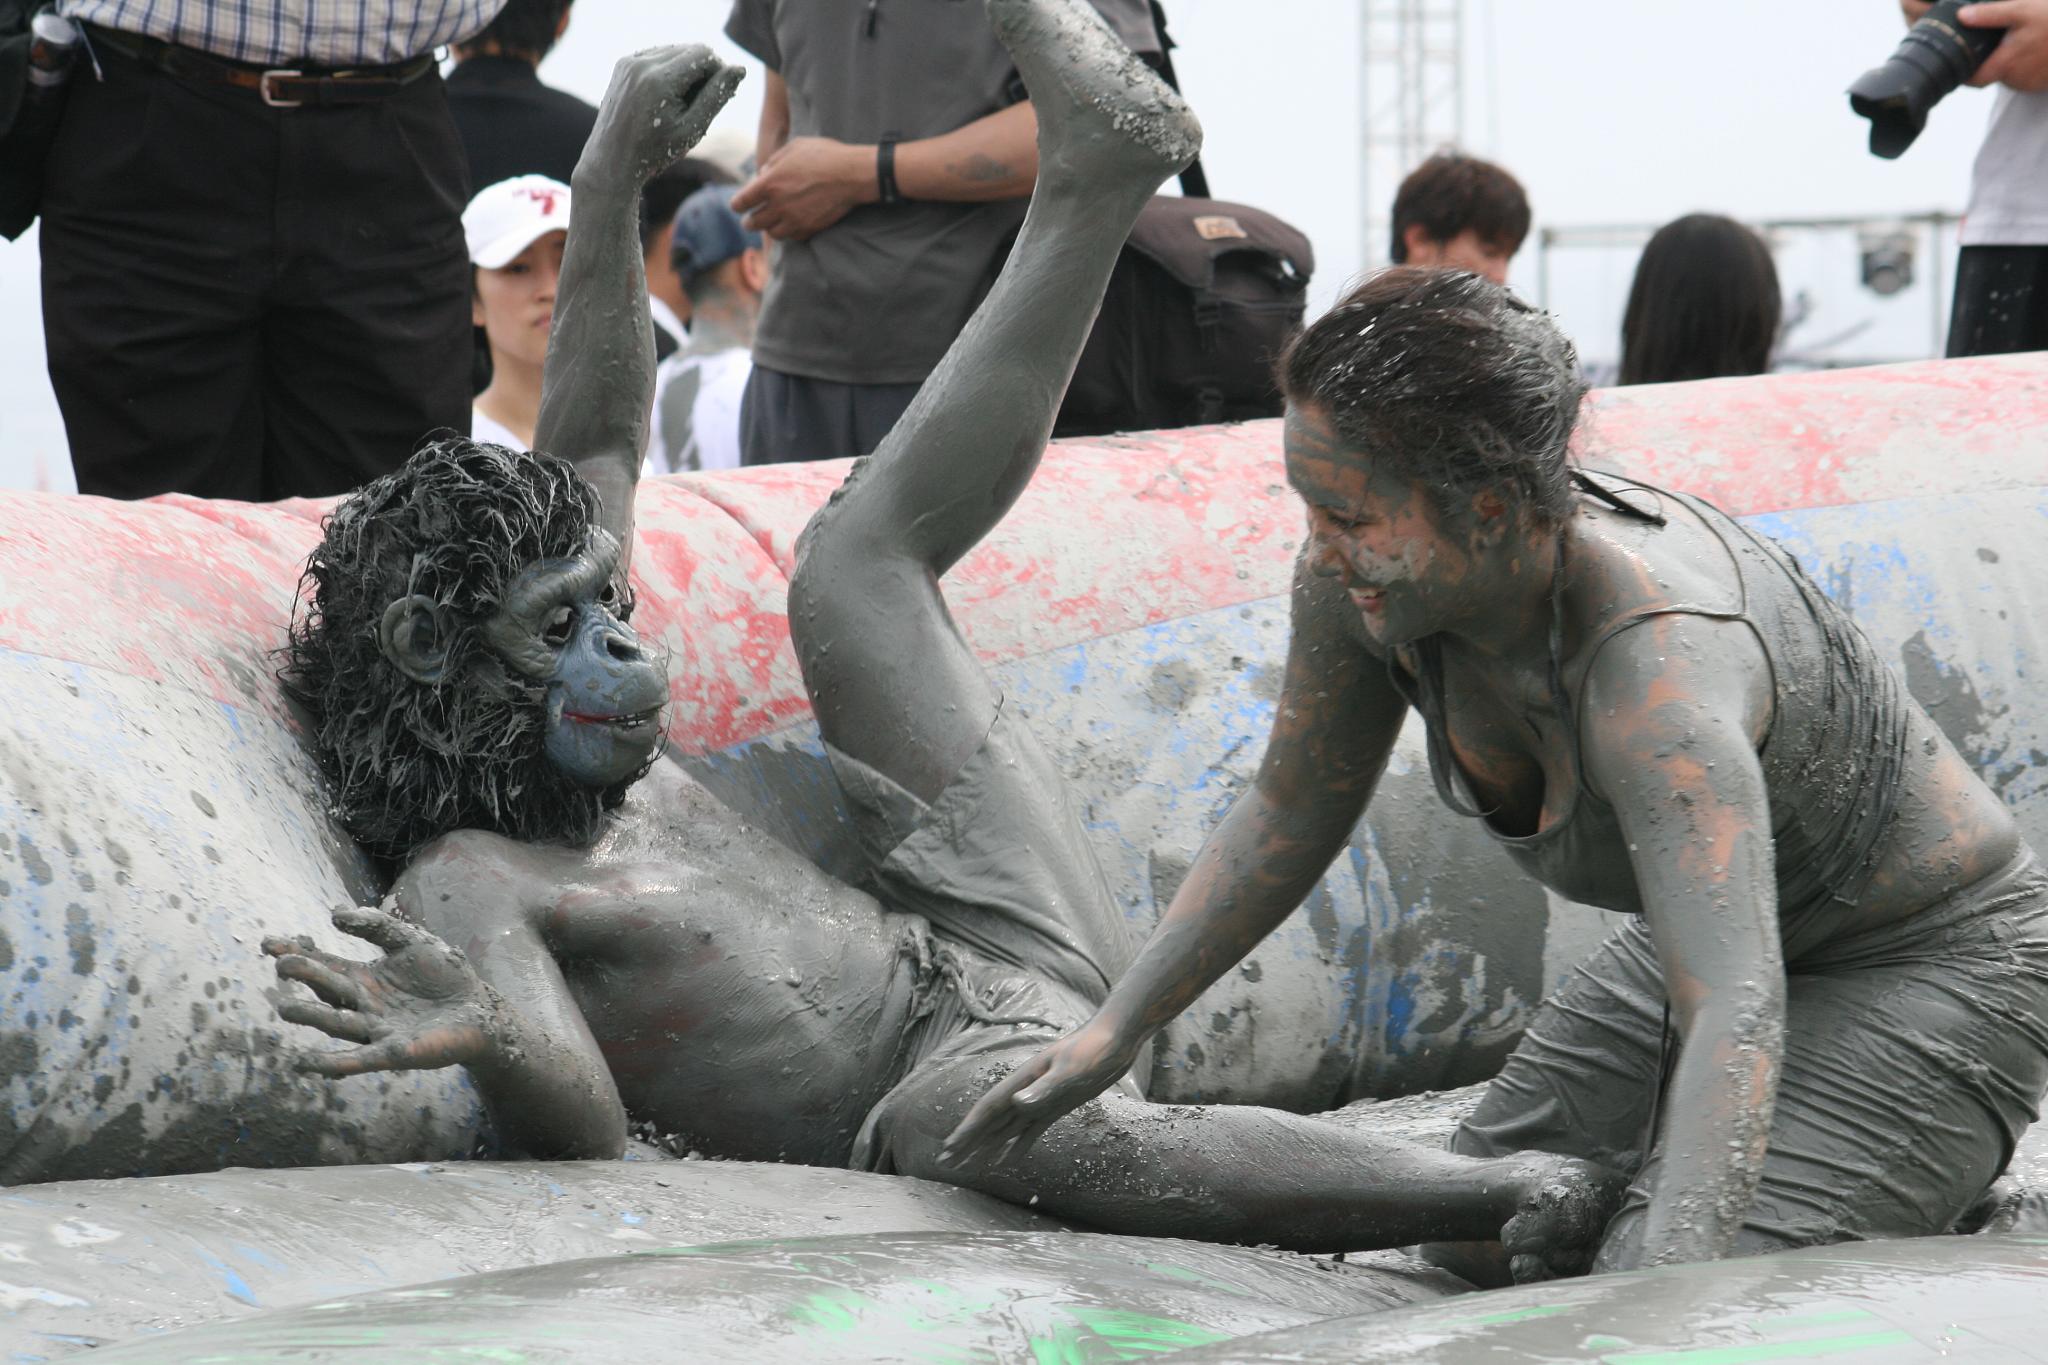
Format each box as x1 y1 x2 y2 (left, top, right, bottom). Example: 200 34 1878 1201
1391 472 1908 960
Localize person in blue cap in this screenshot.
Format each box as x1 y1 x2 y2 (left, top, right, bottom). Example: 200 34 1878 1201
646 185 768 475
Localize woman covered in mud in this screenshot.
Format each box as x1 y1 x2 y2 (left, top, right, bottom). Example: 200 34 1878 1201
948 267 2048 1280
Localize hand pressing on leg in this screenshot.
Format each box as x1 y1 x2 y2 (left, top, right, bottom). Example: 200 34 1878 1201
942 1018 1140 1167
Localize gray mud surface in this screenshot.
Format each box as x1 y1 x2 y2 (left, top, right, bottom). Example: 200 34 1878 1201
79 1228 1462 1363
1 1157 1057 1355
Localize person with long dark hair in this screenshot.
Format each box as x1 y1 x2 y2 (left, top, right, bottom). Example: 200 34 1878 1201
1619 214 1781 386
949 266 2048 1281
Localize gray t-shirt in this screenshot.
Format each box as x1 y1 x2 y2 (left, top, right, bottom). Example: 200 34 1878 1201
1962 87 2048 247
726 0 1159 386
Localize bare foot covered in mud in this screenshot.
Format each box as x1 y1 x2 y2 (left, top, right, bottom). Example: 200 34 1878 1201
988 0 1202 193
1501 1156 1629 1284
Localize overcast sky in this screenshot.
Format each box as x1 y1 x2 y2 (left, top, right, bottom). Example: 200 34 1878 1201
0 0 1996 492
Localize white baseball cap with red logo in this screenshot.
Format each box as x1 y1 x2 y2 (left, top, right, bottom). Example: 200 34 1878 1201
463 175 573 269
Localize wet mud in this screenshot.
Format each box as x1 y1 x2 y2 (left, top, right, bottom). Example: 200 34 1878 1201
78 1228 1460 1363
0 1158 1062 1355
1167 1234 2048 1363
0 659 480 1186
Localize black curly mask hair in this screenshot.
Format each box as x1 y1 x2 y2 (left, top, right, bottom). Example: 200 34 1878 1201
281 438 653 862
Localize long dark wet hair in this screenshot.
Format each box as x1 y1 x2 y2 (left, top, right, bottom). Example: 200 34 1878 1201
1277 267 1586 529
1619 213 1781 387
281 438 642 861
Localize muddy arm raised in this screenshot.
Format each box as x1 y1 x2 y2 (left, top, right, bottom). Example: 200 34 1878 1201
537 48 744 551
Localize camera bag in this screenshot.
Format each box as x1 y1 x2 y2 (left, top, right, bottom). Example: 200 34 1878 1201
1050 2 1314 437
1054 195 1313 437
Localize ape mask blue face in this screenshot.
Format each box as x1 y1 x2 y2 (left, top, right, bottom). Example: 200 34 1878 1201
284 441 669 861
382 529 670 791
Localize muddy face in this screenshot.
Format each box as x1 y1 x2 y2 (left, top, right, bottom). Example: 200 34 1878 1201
1284 404 1496 649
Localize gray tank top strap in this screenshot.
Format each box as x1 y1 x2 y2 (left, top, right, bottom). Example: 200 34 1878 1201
1563 474 1756 734
1391 469 1742 821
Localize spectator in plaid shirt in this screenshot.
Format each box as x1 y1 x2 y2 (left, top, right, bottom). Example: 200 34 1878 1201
41 0 506 499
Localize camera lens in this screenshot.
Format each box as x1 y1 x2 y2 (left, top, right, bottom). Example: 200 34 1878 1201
1849 0 2004 159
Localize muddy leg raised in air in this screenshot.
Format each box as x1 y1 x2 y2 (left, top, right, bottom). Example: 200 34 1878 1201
787 0 1200 795
785 0 1623 1269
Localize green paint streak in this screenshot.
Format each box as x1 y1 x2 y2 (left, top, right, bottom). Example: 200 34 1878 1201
788 1291 866 1334
783 1281 1005 1355
1139 1261 1251 1296
1028 1309 1231 1364
1603 1329 1917 1365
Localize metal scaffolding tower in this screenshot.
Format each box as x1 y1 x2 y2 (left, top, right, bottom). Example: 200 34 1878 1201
1359 0 1465 267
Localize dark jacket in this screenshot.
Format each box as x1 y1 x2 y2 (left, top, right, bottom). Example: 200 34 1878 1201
446 54 598 194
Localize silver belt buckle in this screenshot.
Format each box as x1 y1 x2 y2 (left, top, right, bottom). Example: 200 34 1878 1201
260 68 304 107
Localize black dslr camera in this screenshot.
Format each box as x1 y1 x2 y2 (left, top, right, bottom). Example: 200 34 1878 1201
1849 0 2006 159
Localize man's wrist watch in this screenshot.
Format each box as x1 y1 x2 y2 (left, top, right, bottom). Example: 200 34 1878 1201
877 138 901 205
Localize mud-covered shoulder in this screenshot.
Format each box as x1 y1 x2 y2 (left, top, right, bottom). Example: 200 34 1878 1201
391 827 591 937
1559 488 1748 669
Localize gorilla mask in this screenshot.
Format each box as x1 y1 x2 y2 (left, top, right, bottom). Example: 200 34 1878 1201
283 440 670 861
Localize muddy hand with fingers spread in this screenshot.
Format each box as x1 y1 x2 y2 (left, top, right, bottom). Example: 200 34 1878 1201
266 907 506 1078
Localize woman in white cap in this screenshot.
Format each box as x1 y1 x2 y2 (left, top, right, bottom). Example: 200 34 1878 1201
463 175 572 450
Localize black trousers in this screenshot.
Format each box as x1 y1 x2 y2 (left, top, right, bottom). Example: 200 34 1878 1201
39 41 472 501
1946 245 2048 358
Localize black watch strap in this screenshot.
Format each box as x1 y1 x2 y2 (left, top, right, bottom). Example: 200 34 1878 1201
877 138 901 205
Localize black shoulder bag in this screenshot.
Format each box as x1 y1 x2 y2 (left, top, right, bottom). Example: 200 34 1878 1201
1051 0 1317 438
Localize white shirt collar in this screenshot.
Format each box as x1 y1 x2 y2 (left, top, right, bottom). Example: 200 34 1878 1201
649 296 687 346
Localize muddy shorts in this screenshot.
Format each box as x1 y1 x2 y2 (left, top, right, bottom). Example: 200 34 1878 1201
825 702 1145 1174
1452 853 2048 1252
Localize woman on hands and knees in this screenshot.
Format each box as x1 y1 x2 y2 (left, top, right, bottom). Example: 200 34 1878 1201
948 267 2048 1282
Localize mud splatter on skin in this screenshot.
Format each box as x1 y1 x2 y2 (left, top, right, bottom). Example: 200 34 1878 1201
933 259 2039 1278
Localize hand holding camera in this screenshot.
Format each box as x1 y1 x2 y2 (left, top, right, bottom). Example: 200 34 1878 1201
1853 0 2048 158
1962 0 2048 94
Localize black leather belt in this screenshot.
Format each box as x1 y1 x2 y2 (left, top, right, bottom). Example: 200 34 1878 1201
86 24 436 106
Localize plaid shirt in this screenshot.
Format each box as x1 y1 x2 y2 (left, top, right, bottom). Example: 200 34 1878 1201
58 0 504 66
